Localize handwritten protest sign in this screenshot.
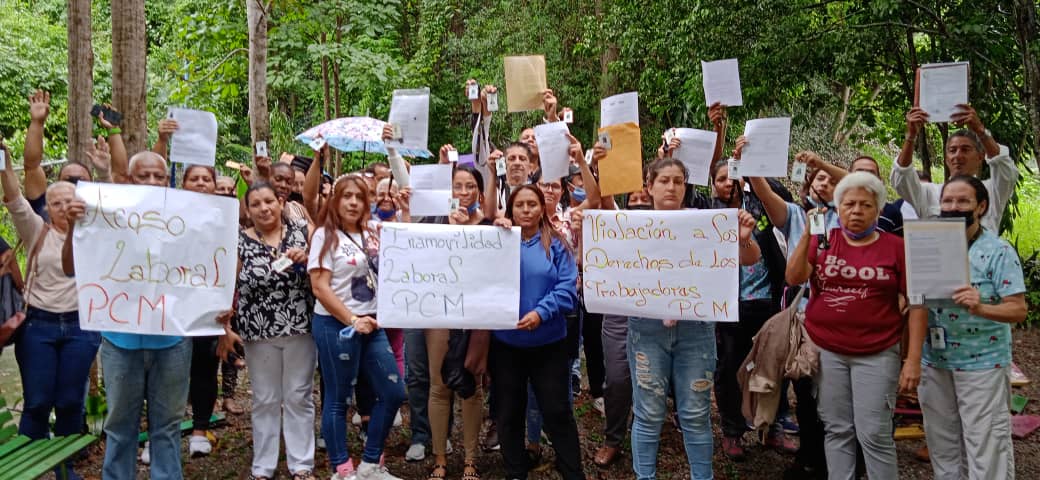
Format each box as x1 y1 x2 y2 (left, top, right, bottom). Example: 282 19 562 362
72 182 239 336
376 223 521 329
581 209 740 321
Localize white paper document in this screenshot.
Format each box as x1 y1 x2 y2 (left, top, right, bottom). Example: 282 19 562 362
581 209 740 321
701 59 743 107
672 128 717 186
740 117 791 177
409 164 452 217
168 108 218 167
387 88 431 151
72 182 239 336
918 62 969 123
600 92 639 128
534 121 572 181
904 220 970 306
377 222 521 329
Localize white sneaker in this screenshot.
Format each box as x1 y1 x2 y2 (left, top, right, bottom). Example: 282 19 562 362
188 435 212 457
393 411 402 427
140 441 150 465
356 461 403 480
352 412 363 426
592 397 606 417
405 443 426 462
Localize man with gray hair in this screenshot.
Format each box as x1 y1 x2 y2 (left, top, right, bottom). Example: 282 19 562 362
892 104 1019 231
63 151 193 480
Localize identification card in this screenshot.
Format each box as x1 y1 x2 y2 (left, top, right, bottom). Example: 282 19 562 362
727 159 741 179
225 160 243 170
496 157 506 174
584 149 593 164
450 198 460 211
308 137 326 151
391 124 403 140
447 150 459 163
598 132 612 150
487 92 499 112
563 110 574 123
255 141 268 157
467 84 480 100
809 212 826 235
0 149 6 170
929 327 947 350
271 256 293 274
791 161 807 183
664 128 676 146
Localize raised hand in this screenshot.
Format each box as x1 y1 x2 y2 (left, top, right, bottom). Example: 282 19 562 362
905 107 929 140
86 136 112 173
28 90 50 124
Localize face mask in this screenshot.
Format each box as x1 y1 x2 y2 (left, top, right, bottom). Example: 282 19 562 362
467 201 480 215
628 204 652 211
371 203 396 221
571 186 587 203
940 209 976 229
840 220 877 240
288 191 304 203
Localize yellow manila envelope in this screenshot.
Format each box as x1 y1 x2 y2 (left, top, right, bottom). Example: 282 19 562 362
504 55 548 112
597 122 643 196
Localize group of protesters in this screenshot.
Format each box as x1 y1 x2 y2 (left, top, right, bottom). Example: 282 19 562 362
0 72 1027 480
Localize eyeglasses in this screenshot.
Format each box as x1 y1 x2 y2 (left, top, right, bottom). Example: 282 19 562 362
537 182 563 192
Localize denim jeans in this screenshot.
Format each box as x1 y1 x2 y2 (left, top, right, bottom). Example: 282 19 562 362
628 318 716 480
313 314 407 466
15 307 100 439
404 328 432 446
101 337 192 480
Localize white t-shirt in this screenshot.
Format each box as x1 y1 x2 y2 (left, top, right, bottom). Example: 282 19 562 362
307 227 377 316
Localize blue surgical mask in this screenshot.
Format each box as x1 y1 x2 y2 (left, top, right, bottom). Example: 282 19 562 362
840 220 877 240
372 204 396 221
571 186 587 203
467 201 480 215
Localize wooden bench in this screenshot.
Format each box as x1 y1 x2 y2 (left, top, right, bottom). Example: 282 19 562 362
0 397 97 480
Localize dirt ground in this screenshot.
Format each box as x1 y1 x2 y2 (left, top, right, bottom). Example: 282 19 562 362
52 327 1040 479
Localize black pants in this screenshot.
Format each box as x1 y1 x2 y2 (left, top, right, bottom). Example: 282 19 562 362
715 299 777 438
601 314 631 448
190 336 220 430
491 338 585 480
794 377 827 471
580 304 606 398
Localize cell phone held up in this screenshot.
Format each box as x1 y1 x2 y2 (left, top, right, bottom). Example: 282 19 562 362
90 104 122 126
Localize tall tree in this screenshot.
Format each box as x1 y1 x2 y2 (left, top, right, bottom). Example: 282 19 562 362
247 0 269 144
1013 0 1040 168
67 0 93 163
111 0 147 155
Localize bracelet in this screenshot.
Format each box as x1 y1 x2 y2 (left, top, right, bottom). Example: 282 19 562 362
107 127 122 136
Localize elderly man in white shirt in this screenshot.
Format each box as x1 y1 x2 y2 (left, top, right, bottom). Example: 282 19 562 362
890 104 1019 231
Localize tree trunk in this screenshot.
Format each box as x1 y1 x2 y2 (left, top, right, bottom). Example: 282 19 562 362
1013 0 1040 168
320 32 331 122
67 0 93 164
111 0 147 155
596 0 618 97
247 0 269 145
333 17 343 176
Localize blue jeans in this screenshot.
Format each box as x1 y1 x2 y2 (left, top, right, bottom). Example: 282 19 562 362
100 337 192 480
15 308 100 439
628 318 716 480
313 314 407 466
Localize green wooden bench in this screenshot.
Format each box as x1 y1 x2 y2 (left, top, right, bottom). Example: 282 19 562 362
0 397 97 480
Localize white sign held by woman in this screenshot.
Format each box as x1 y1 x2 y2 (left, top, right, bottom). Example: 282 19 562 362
581 209 739 321
376 223 521 329
72 182 239 336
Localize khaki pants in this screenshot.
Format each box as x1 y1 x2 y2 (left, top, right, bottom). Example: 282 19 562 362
426 329 482 458
919 365 1014 480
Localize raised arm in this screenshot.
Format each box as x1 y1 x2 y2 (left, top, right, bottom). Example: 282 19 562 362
24 90 50 201
709 102 727 169
483 149 502 220
151 118 179 159
98 105 127 183
800 151 848 183
785 218 816 285
567 134 600 210
736 135 789 229
891 108 931 219
1 146 44 249
737 210 761 266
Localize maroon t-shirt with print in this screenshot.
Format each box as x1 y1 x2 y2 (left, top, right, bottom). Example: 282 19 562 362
805 229 905 355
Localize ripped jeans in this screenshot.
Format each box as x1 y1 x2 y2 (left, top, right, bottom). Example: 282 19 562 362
627 318 716 480
313 314 407 467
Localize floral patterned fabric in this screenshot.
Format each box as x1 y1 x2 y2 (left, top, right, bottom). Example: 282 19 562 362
235 220 313 341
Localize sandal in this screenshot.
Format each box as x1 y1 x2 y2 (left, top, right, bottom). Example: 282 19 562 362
427 464 447 480
292 471 316 480
463 461 481 480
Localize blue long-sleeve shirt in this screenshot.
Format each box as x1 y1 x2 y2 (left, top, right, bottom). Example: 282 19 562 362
493 231 577 348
